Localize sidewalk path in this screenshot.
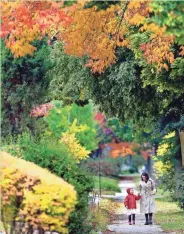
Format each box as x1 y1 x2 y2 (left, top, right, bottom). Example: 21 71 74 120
106 177 176 234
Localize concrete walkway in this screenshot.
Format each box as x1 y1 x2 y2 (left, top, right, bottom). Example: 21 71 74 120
106 177 175 234
107 211 169 234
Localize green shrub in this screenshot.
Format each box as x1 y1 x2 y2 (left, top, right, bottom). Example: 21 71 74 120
129 167 137 174
89 199 121 233
1 40 50 137
44 103 98 151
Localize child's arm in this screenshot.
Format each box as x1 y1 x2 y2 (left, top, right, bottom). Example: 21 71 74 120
124 196 129 208
135 194 141 200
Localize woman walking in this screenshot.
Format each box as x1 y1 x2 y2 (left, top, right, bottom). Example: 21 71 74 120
139 172 157 225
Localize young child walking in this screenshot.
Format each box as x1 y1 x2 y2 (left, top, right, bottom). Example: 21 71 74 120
124 188 141 225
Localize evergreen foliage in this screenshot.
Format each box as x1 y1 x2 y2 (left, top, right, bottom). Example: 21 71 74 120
1 40 50 136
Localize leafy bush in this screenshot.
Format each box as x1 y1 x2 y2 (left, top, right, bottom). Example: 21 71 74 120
89 199 121 233
60 132 90 162
129 167 137 174
153 131 184 209
67 165 94 234
1 152 77 234
44 103 98 151
90 206 109 232
4 133 94 234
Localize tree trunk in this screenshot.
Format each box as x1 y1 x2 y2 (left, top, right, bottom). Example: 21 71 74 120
179 130 184 166
38 227 45 234
174 131 183 199
147 156 153 177
128 155 132 166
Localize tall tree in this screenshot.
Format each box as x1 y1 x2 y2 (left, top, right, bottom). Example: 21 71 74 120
1 40 50 136
47 42 92 105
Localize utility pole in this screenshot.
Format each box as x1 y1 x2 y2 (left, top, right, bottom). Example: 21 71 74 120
98 154 102 197
147 151 152 177
96 146 102 198
179 130 184 166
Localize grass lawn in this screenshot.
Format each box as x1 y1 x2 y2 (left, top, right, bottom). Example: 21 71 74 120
155 198 184 234
93 176 121 193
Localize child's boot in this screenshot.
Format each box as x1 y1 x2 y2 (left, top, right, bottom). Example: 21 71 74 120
144 214 149 225
149 213 153 225
128 215 132 225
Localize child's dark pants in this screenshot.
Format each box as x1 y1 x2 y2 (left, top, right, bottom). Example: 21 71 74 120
128 214 135 224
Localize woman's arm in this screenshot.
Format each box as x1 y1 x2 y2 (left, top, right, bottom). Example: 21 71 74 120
150 179 157 195
139 181 142 195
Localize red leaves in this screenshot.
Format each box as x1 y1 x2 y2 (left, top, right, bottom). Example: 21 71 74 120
94 112 106 128
30 103 54 117
0 30 9 37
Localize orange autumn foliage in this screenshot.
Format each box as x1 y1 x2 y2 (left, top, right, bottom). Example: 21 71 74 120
126 1 176 71
104 142 138 158
1 0 72 57
61 0 179 72
179 46 184 56
60 2 127 73
139 23 175 71
140 149 152 160
126 1 151 26
102 141 151 160
1 0 183 72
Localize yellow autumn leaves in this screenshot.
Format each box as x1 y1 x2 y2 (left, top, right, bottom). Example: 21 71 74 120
60 133 90 162
60 119 91 162
7 25 40 57
1 152 77 234
153 132 175 177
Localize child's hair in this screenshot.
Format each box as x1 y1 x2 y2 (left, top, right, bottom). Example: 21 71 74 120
141 172 149 181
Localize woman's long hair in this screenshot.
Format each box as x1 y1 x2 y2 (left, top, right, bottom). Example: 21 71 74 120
141 172 149 181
